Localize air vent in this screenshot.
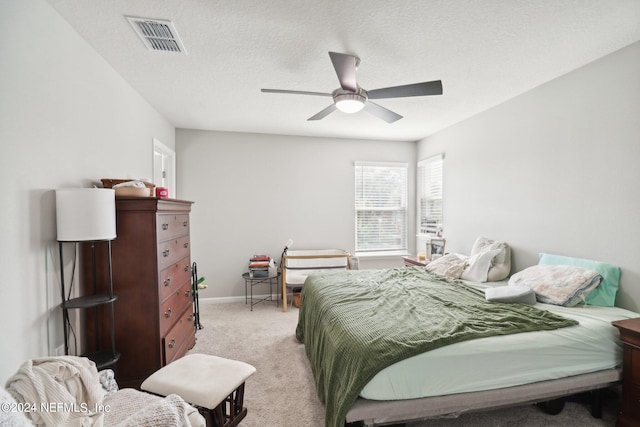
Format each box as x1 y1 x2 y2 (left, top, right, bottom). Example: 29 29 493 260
126 16 187 53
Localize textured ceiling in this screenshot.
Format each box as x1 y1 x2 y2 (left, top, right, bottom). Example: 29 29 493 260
46 0 640 141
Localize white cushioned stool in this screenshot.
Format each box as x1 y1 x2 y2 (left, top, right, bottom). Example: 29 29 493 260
141 353 256 427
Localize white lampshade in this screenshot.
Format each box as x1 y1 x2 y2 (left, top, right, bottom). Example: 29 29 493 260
56 188 116 241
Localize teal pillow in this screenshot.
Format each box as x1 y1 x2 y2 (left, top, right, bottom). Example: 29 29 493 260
538 253 619 307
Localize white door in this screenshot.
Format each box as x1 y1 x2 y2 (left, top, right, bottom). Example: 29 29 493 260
153 138 176 198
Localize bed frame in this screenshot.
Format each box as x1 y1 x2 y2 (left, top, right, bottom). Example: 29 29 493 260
345 368 621 426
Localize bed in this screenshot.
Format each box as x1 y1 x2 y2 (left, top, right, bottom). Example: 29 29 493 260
295 252 638 427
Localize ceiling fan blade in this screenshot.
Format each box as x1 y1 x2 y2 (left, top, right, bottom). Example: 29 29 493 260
363 101 403 123
329 52 358 92
261 88 332 97
367 80 443 99
307 104 337 121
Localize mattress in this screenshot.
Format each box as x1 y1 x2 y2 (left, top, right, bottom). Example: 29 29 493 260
360 281 638 400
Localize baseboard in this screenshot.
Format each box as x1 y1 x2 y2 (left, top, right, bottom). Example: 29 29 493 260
199 294 280 304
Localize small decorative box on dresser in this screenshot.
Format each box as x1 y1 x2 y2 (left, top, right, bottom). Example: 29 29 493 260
84 197 195 389
612 317 640 427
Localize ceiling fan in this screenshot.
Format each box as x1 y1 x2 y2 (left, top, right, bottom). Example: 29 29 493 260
261 52 443 123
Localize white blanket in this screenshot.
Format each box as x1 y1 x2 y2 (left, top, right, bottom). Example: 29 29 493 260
103 389 197 427
5 356 199 427
5 356 105 426
460 249 502 282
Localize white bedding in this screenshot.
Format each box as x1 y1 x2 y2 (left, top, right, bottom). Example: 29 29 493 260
360 282 638 400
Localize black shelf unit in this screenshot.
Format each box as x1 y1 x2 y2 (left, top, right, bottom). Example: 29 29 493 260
63 294 118 309
59 240 120 370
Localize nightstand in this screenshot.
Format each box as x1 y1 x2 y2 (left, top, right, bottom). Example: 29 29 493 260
612 317 640 427
402 255 428 267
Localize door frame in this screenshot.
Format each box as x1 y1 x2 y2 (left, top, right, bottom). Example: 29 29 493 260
152 138 176 198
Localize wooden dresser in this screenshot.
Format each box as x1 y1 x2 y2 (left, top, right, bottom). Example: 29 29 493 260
84 197 195 388
612 317 640 427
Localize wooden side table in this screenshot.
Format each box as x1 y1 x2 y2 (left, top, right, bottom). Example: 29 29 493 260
612 317 640 427
402 255 428 267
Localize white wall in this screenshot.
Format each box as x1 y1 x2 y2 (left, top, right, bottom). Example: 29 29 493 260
0 0 175 384
417 41 640 311
176 129 416 299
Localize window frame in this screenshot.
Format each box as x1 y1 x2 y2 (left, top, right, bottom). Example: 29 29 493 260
417 154 444 237
354 161 408 256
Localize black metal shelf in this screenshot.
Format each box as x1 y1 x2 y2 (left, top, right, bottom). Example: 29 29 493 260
63 294 118 309
83 349 121 370
59 240 119 369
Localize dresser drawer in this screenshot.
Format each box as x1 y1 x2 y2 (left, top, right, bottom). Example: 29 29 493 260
159 256 192 303
620 382 640 423
159 281 193 336
630 348 640 383
158 236 190 270
163 308 195 365
157 214 190 241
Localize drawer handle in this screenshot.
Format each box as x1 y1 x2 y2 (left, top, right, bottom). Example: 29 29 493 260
188 315 195 322
164 277 171 287
184 290 191 298
163 249 170 258
164 308 172 318
183 242 189 249
162 223 169 230
182 220 188 227
168 338 175 349
184 264 190 272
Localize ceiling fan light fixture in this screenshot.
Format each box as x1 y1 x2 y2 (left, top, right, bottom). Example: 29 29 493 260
261 52 442 122
333 90 367 114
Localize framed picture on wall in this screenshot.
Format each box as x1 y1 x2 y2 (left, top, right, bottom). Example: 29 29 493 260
426 238 446 261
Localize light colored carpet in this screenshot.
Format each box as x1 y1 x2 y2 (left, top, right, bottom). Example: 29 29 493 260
188 300 619 427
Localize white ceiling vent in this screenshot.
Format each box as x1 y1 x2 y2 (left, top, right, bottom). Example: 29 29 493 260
126 16 187 53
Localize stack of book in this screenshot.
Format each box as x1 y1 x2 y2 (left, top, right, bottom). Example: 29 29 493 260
249 254 270 278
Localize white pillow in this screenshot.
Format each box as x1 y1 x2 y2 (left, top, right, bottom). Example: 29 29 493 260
471 237 506 260
508 264 602 306
425 253 467 279
460 249 501 282
485 285 536 305
461 237 511 282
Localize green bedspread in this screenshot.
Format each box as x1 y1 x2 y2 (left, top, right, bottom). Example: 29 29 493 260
295 267 578 427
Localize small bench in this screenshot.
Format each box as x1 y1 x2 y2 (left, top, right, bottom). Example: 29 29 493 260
141 353 256 427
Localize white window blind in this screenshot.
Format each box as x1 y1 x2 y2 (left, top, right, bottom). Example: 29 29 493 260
355 161 408 254
417 155 443 235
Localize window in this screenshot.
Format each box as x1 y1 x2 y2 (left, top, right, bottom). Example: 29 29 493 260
417 154 443 235
355 161 408 254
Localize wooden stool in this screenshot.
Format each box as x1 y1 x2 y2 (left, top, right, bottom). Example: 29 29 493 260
141 353 256 427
